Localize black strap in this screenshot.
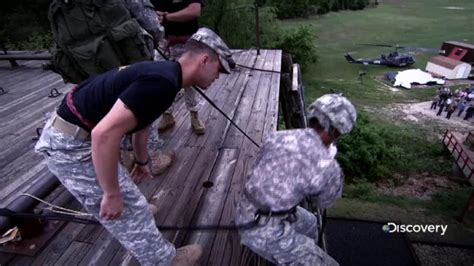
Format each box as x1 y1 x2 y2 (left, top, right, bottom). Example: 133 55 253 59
0 208 260 231
256 206 297 216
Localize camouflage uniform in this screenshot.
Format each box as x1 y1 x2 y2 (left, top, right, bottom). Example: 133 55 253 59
236 129 342 265
236 94 357 266
35 116 175 265
126 0 165 47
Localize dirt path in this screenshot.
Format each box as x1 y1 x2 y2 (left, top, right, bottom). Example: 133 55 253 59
382 101 473 134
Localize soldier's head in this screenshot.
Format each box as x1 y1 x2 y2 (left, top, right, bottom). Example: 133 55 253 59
181 28 234 89
306 94 357 146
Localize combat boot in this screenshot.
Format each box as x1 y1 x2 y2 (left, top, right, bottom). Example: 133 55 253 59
171 244 203 266
158 113 176 133
190 111 205 135
151 150 176 175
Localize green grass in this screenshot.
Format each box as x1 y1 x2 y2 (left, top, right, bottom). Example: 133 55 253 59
281 0 474 105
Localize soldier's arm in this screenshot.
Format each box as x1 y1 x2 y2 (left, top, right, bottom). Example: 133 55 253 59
125 0 165 43
91 99 137 199
131 126 149 164
306 160 343 209
165 3 201 22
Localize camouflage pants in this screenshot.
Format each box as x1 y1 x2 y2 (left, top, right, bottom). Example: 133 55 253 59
236 195 339 265
35 114 176 266
157 43 199 114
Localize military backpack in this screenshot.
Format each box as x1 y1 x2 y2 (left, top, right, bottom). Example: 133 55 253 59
48 0 154 84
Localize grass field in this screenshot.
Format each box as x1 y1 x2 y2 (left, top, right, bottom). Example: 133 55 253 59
281 0 474 106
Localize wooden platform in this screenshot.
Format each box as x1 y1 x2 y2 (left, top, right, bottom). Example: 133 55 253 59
0 49 282 265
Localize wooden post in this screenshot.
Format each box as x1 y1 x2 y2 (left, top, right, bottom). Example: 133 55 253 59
0 44 19 68
280 53 294 129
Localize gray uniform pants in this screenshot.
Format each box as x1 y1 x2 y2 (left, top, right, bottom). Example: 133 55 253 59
35 115 175 265
236 196 339 265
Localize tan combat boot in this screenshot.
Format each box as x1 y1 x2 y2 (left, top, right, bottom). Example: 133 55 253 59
190 111 205 135
171 244 203 266
158 113 176 133
151 150 176 175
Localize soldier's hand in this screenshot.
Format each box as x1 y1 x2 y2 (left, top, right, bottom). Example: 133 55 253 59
156 11 168 23
131 164 152 184
100 193 124 220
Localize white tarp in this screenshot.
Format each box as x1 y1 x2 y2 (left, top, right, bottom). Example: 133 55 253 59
394 69 445 89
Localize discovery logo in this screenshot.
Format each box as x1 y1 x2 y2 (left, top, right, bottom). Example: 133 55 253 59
382 222 448 236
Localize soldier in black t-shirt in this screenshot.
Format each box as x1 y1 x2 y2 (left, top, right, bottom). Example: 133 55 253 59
35 28 233 265
151 0 207 135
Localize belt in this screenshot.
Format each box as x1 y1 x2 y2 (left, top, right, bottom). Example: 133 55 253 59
51 114 90 141
244 189 296 217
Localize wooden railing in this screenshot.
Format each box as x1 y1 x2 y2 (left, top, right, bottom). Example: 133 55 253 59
467 131 474 149
442 130 473 180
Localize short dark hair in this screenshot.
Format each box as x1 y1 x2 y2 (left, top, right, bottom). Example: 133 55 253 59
308 117 324 131
184 39 219 62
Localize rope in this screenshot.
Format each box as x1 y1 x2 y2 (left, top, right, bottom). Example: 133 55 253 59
0 207 264 231
20 193 92 217
236 63 281 74
7 193 266 230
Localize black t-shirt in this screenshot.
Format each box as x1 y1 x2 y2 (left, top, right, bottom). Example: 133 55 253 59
57 61 182 132
152 0 203 37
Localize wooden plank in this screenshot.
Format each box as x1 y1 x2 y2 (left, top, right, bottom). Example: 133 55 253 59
221 50 269 148
263 50 282 136
186 50 276 265
0 79 66 124
209 50 279 265
0 71 62 107
1 167 51 208
54 241 92 266
30 199 85 265
184 148 239 261
78 229 121 265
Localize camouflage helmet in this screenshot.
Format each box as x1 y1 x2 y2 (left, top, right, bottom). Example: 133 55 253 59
190 27 233 74
306 94 357 134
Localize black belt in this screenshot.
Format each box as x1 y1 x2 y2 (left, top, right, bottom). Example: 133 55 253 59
244 189 297 217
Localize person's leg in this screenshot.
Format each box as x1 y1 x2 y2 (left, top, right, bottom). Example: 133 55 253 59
437 106 443 116
169 43 205 134
293 206 319 240
183 87 205 134
36 125 176 265
239 213 338 266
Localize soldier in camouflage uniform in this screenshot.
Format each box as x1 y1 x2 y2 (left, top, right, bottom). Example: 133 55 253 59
126 0 165 47
152 0 206 135
35 28 233 266
235 94 357 265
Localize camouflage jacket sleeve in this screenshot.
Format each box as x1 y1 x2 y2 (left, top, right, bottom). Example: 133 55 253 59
306 158 343 209
125 0 165 45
